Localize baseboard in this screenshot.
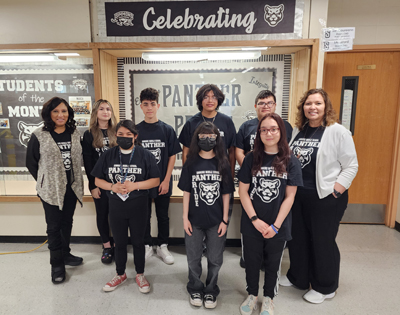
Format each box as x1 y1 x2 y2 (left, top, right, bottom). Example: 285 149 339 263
0 236 241 247
395 221 400 233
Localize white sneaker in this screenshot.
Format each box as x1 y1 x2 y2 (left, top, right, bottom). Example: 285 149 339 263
260 296 274 315
240 295 258 315
145 245 153 259
303 289 336 304
156 244 174 265
279 275 293 287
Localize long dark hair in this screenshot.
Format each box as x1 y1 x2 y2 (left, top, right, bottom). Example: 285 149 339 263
252 113 290 176
115 120 140 146
41 97 76 132
186 122 230 185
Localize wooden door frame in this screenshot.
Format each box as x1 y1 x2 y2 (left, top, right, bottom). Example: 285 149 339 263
325 44 400 228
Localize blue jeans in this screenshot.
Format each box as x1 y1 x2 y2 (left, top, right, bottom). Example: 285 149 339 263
185 224 226 297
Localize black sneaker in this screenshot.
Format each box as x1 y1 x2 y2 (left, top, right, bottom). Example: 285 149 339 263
101 247 113 264
189 293 203 307
204 294 217 309
63 253 83 266
240 257 245 268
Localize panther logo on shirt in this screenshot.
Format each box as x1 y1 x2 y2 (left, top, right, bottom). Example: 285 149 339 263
149 148 161 164
293 147 313 168
61 151 71 171
17 121 44 147
264 4 284 27
115 174 136 183
255 178 280 203
199 182 220 206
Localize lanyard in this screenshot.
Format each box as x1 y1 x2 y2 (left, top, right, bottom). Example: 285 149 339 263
118 147 135 183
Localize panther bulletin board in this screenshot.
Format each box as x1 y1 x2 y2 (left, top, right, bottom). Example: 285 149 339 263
0 65 95 169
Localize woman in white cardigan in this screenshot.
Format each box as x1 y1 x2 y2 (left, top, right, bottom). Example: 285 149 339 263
280 89 358 304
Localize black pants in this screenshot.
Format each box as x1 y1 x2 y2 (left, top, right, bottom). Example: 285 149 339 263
243 234 286 298
287 187 348 294
144 195 170 246
41 184 77 255
93 188 111 244
109 195 148 275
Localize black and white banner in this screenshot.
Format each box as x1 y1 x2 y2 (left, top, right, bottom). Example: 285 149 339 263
0 67 94 168
105 0 296 37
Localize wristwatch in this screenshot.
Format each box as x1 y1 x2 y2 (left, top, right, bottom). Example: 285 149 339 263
333 189 342 198
250 215 258 222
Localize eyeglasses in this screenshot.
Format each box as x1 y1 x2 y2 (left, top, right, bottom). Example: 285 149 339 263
203 96 217 101
257 101 276 108
259 127 280 135
198 134 218 140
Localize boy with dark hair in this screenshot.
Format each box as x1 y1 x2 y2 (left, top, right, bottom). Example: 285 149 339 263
137 87 182 264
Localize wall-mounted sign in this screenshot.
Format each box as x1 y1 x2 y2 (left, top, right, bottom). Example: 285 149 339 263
321 27 355 52
357 65 376 70
105 0 296 37
0 66 94 168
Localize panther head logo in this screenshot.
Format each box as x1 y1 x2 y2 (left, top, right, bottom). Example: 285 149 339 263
111 11 134 26
72 79 88 91
255 178 280 203
150 148 161 164
17 121 44 147
264 4 284 27
199 182 220 206
241 110 257 121
61 151 71 171
293 147 313 168
115 174 136 183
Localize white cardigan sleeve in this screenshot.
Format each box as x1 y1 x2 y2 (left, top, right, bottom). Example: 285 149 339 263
335 129 358 189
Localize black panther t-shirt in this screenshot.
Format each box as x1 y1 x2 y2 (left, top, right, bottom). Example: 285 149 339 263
236 118 293 154
178 112 236 153
237 152 303 241
50 130 72 184
178 155 235 229
82 129 111 191
91 145 160 201
290 125 325 190
136 120 182 197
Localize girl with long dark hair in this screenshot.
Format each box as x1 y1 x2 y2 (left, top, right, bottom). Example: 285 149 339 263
238 113 302 315
26 97 84 284
178 122 234 309
82 99 117 264
91 120 160 293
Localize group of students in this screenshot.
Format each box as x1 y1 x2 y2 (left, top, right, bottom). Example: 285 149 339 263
26 84 358 315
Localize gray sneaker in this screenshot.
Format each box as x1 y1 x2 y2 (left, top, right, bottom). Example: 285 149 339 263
145 245 153 260
156 244 174 265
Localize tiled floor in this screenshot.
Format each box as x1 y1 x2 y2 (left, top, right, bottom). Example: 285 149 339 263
1 224 400 315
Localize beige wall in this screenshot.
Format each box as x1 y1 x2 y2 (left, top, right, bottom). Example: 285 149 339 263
0 0 91 44
0 200 243 239
327 0 400 45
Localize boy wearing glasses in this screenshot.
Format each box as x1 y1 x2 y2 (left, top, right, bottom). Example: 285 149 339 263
136 88 182 264
235 90 292 267
179 84 236 173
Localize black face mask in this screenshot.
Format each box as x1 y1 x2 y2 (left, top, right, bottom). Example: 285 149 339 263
117 136 133 150
198 138 216 152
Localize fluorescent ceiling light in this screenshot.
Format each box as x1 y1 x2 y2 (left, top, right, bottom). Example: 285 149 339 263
0 55 57 62
142 50 261 62
242 47 269 51
54 53 80 56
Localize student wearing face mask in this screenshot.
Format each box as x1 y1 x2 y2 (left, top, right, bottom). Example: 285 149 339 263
91 120 160 294
178 122 234 309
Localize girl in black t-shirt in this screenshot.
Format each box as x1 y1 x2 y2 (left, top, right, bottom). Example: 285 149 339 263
237 113 302 315
178 122 234 309
82 99 117 264
92 120 160 294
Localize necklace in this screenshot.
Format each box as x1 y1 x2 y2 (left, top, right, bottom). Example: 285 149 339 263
295 123 323 159
202 112 217 124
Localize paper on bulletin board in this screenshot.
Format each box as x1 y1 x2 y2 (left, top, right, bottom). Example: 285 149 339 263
69 96 92 127
342 89 353 131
